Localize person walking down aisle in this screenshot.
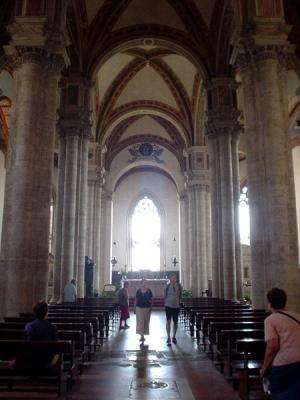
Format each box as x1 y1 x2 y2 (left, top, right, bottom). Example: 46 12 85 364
260 288 300 400
165 274 182 345
135 279 153 342
118 281 130 330
63 278 77 302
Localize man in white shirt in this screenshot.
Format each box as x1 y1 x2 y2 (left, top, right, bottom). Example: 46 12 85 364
63 278 77 302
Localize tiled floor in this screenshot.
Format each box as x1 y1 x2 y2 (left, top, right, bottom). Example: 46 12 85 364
0 311 241 400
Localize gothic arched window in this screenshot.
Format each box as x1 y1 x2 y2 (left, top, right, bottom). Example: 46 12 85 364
131 196 160 271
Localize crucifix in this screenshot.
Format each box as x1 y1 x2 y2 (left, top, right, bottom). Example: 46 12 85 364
172 256 179 267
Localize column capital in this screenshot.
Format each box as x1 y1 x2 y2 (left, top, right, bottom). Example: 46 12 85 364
184 146 209 172
205 76 239 91
231 8 294 72
178 190 188 201
186 183 209 192
205 108 243 138
204 76 243 139
184 170 210 188
3 12 69 71
88 166 107 187
58 107 92 139
101 189 113 202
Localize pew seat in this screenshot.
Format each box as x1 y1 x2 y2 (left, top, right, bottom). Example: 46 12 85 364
0 340 71 396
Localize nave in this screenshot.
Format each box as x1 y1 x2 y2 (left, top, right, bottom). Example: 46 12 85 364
0 311 243 400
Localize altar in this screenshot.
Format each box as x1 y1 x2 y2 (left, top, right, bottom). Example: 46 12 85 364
126 279 168 298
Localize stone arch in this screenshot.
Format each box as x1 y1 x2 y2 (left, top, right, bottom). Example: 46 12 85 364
111 164 180 194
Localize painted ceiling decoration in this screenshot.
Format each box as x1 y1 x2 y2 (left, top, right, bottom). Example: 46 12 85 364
128 142 164 164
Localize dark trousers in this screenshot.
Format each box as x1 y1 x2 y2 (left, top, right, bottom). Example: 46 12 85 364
270 361 300 400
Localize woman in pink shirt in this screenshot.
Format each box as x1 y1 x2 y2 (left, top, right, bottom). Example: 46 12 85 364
261 288 300 399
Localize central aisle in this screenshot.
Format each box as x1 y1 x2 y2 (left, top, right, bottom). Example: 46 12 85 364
67 310 240 400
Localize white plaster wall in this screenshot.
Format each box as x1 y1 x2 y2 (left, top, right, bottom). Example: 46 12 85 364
106 145 184 192
111 170 179 272
0 151 6 250
292 146 300 265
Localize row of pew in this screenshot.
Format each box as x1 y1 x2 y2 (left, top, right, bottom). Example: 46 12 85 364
181 297 268 400
0 298 119 396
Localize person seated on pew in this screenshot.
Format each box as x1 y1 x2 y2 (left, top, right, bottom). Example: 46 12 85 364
24 301 59 367
260 288 300 400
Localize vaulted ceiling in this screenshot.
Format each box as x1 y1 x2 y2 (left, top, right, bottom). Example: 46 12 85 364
66 0 234 170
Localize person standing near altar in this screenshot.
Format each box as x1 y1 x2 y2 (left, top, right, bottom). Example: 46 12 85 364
135 279 153 342
118 281 130 330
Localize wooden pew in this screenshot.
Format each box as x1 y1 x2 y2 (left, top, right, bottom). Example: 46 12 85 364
216 329 264 377
0 340 71 396
0 322 93 360
200 314 266 345
47 305 111 334
4 316 101 349
232 339 266 400
189 305 252 336
47 311 108 337
204 316 266 346
0 328 85 376
204 321 265 351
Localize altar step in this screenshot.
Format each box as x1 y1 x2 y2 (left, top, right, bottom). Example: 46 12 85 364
129 297 165 308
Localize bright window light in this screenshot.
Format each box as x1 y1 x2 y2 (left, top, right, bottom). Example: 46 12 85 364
239 186 250 245
131 196 160 271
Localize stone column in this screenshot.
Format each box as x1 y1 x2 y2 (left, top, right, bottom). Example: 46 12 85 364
52 134 66 302
206 77 243 300
207 134 221 297
60 131 79 291
54 75 91 300
0 45 66 315
93 179 103 294
185 146 210 296
235 45 300 308
230 1 300 308
86 165 104 295
86 179 95 259
205 188 212 285
187 187 198 295
100 189 113 287
76 133 89 297
232 132 243 300
179 190 189 288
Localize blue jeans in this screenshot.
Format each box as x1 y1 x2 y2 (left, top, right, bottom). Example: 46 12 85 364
270 361 300 400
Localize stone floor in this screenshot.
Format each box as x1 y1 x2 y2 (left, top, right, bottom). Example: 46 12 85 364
0 311 243 399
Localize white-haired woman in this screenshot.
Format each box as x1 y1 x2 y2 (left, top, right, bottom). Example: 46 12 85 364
135 279 153 342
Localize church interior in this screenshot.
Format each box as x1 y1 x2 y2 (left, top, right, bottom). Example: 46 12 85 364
0 0 300 399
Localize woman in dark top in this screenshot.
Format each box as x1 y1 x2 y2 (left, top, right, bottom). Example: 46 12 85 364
135 279 153 342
